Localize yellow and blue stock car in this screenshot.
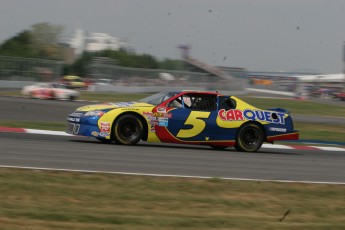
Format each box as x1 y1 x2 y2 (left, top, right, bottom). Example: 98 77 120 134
66 91 299 152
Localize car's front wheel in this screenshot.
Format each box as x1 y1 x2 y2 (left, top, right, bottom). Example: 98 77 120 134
235 122 265 152
113 114 143 145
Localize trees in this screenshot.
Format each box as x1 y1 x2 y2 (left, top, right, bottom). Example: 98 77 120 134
0 22 65 60
0 30 34 58
1 23 185 77
30 23 64 60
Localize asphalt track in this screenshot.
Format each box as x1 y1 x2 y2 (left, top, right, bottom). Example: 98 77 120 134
1 96 345 184
1 132 345 184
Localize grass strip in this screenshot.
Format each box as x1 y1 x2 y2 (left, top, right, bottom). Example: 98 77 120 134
0 168 345 230
79 91 151 102
241 96 345 117
295 122 345 143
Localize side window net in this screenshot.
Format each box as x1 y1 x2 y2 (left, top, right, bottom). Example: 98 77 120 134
190 95 217 110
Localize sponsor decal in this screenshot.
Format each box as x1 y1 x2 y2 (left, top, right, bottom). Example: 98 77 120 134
150 120 159 126
145 110 170 127
150 125 155 132
100 122 111 132
143 112 172 118
121 108 139 111
218 109 285 124
149 118 169 127
91 131 99 137
109 102 135 107
158 118 169 127
148 116 158 121
99 132 110 137
269 127 287 132
157 107 166 113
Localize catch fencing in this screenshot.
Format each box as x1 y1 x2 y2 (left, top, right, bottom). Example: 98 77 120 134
0 55 63 82
87 58 245 91
0 55 246 92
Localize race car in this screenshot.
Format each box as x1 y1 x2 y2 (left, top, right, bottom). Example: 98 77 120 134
66 91 299 152
22 82 80 100
61 75 88 89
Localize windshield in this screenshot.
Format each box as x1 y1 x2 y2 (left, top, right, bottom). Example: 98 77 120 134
138 91 180 105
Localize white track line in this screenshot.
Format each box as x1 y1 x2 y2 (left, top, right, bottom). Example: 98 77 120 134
262 143 294 149
310 146 345 152
25 129 74 136
1 165 345 185
1 127 344 151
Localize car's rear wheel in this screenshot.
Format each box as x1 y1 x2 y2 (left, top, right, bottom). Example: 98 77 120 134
113 114 143 145
235 122 264 152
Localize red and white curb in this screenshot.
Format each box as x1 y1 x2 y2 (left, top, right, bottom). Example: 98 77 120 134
261 143 345 152
0 127 74 136
0 126 344 152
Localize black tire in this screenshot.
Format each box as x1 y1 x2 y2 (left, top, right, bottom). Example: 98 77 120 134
113 114 143 145
210 146 228 150
69 95 76 101
235 122 265 152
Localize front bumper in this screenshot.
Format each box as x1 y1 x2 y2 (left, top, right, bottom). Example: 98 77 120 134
66 114 104 137
66 122 100 136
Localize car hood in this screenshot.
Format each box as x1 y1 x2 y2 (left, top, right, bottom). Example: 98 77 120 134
76 102 154 112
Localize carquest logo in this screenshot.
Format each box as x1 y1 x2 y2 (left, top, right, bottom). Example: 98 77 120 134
218 109 285 124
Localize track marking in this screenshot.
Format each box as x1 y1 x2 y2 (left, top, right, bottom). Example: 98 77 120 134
261 144 294 149
310 146 345 152
26 129 74 136
1 165 345 185
0 126 344 151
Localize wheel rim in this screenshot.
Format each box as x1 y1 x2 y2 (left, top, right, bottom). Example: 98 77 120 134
242 126 260 148
118 119 140 141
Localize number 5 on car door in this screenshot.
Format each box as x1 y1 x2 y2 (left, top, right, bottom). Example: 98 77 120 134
177 111 211 138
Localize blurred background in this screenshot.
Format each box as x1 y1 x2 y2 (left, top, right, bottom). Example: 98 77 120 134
0 0 345 99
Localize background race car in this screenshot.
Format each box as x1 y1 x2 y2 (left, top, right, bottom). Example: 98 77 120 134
22 82 80 100
61 75 88 89
66 91 299 152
